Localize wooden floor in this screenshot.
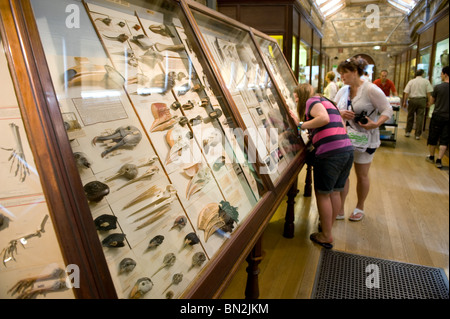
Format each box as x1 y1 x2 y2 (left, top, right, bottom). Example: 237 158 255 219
221 109 449 299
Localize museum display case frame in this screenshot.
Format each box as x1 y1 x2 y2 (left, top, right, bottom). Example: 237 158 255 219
0 0 308 299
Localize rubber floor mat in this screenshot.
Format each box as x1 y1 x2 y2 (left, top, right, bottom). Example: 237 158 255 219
311 249 449 299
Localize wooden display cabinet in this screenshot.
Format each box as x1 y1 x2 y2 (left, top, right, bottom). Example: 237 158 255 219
0 0 308 299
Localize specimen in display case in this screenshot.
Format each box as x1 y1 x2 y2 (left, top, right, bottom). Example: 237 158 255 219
0 0 306 299
0 34 75 299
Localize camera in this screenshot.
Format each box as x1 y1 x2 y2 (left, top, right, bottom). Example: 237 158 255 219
354 111 368 124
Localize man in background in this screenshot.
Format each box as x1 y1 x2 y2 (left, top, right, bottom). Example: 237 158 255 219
403 69 433 140
374 70 398 96
426 66 449 169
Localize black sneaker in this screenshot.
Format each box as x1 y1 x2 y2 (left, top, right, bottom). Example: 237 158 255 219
436 160 443 169
426 155 435 163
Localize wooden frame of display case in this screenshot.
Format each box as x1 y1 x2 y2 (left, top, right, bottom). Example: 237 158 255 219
0 0 308 299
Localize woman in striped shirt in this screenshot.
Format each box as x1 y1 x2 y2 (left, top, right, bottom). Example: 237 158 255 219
290 84 354 249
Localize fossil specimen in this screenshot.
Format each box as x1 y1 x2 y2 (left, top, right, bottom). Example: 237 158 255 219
92 125 142 158
129 278 153 299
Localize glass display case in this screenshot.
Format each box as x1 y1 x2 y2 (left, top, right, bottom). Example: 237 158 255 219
299 41 310 84
418 46 432 77
0 0 307 299
0 33 75 300
432 38 449 85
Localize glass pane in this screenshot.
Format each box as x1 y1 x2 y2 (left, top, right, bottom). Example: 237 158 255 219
299 41 310 84
191 10 303 185
292 36 297 72
30 0 261 299
311 50 320 93
0 32 75 299
432 38 449 85
418 46 432 77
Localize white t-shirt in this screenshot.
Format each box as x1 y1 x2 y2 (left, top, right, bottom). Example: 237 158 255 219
324 82 338 100
335 81 393 149
404 76 433 98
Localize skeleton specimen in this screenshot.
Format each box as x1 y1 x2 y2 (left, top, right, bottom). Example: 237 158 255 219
1 215 49 267
165 127 191 165
8 268 67 299
65 57 124 87
150 103 178 132
129 278 153 299
116 166 159 191
1 123 30 182
103 33 129 43
186 165 211 200
152 253 176 277
104 163 138 182
149 24 175 38
163 273 183 293
188 252 207 272
119 258 136 274
197 201 239 242
92 125 142 158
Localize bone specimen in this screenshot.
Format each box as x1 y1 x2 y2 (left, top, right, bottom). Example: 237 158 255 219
163 273 183 293
95 17 112 26
170 216 187 231
94 214 118 231
65 57 123 87
165 127 191 165
131 35 154 50
117 166 159 191
8 268 66 299
128 185 176 219
92 125 142 158
122 185 161 209
151 72 177 95
134 206 171 231
171 101 181 110
129 278 153 299
182 100 195 110
103 33 129 43
105 163 138 182
188 252 207 272
213 156 226 171
137 156 159 168
74 152 91 170
118 21 126 28
139 49 163 69
186 166 211 200
197 201 239 242
150 103 178 132
119 258 136 274
146 235 164 250
155 43 185 52
203 130 222 155
1 123 30 182
84 181 110 202
152 253 176 277
149 24 175 37
1 215 49 266
102 233 126 248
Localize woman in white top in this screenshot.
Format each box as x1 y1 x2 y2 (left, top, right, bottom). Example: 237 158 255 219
334 57 393 222
324 71 338 100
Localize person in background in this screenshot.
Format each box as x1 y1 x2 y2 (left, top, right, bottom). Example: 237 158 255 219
336 77 344 89
324 71 338 101
290 84 354 249
403 69 433 140
373 70 398 97
334 57 393 222
426 66 449 169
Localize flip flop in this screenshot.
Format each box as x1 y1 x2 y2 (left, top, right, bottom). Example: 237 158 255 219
309 233 333 249
349 208 365 221
336 214 345 220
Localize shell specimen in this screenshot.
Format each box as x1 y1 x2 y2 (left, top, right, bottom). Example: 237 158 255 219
147 235 164 250
84 181 110 202
189 252 207 271
94 214 117 231
102 233 126 248
129 277 153 299
104 163 138 182
92 125 142 158
152 253 176 277
119 258 136 274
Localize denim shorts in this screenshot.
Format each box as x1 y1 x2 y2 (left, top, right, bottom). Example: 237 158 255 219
313 151 354 194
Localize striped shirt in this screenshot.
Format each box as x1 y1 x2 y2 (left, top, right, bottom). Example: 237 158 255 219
306 96 354 158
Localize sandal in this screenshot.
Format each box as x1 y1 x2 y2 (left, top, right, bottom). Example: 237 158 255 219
336 214 345 220
309 233 333 249
349 208 365 221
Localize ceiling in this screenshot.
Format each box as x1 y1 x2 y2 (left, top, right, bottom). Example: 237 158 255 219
314 0 418 18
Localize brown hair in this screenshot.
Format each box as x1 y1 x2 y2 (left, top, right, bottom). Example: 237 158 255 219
337 56 368 76
326 71 335 81
294 83 314 121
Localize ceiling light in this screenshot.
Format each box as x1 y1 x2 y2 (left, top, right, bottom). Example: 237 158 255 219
373 46 381 50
